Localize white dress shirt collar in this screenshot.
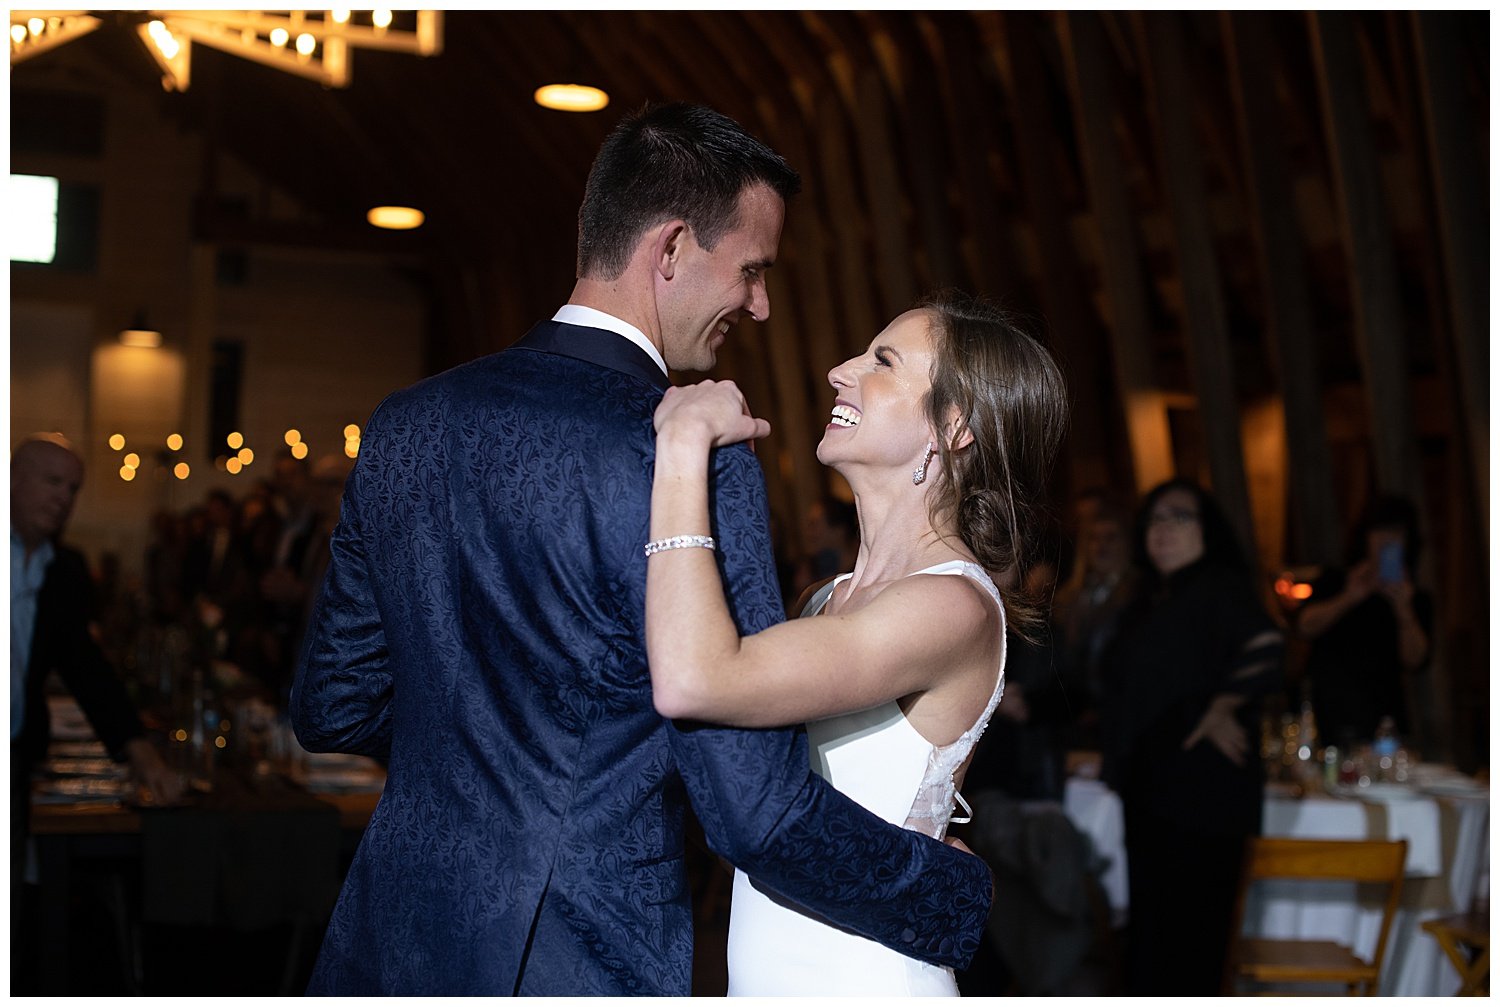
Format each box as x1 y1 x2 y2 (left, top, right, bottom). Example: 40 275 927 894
552 305 669 379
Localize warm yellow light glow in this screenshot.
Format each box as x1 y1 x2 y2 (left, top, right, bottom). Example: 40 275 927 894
174 728 188 742
344 439 360 459
296 32 315 57
238 447 255 465
28 18 44 36
534 84 610 113
227 457 243 475
1291 583 1313 600
108 434 126 451
285 429 302 446
343 424 360 439
147 20 180 60
123 453 141 470
332 10 351 24
270 27 289 48
167 433 184 451
174 462 191 480
12 24 28 44
291 442 309 460
215 735 227 749
119 328 163 348
227 432 244 450
373 9 393 29
119 465 136 482
366 205 425 230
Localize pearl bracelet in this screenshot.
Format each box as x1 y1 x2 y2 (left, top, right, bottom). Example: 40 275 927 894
643 535 716 557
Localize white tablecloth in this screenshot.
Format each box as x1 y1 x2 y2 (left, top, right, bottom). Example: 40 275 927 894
1063 777 1128 918
1061 772 1490 996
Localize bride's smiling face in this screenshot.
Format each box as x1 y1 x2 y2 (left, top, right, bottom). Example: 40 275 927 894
816 309 936 476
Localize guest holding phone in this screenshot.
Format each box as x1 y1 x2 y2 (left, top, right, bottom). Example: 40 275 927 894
1297 494 1433 748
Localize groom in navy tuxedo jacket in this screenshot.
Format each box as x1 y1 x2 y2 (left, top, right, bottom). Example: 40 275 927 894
291 102 992 995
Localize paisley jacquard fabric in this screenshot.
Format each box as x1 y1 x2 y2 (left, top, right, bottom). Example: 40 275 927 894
290 319 994 995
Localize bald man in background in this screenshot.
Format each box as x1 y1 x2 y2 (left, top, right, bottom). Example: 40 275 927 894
11 435 182 878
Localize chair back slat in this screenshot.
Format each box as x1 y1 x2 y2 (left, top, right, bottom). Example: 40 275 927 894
1246 837 1408 883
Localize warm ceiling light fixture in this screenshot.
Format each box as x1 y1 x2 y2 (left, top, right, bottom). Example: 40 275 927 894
7 12 103 63
9 10 443 92
367 205 425 230
119 309 163 348
534 83 609 113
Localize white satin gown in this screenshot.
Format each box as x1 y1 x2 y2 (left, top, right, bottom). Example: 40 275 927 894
725 560 1007 996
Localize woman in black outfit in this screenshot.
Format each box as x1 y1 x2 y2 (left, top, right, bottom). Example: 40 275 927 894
1101 479 1283 994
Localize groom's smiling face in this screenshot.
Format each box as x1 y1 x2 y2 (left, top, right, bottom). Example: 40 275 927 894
659 183 785 374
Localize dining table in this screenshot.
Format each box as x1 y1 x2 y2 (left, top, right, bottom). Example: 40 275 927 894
25 695 386 994
1060 761 1490 996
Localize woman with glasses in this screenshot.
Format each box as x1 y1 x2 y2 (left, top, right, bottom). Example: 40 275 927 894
1100 479 1283 994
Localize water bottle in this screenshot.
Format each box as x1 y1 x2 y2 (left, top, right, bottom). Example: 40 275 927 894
1373 716 1399 782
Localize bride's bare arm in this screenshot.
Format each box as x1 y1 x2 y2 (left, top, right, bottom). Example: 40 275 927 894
647 382 995 727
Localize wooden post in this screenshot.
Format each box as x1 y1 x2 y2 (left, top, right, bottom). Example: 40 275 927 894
1412 12 1489 549
1307 12 1426 510
1223 12 1344 566
1058 12 1175 498
1135 12 1257 557
853 63 918 321
997 11 1115 493
815 89 883 362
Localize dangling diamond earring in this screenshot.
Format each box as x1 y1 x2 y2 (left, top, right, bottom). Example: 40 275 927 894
912 442 936 485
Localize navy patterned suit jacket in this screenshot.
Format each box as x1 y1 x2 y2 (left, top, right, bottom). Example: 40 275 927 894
290 319 992 995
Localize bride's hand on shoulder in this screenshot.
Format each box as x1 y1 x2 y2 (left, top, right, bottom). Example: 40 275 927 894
654 380 771 448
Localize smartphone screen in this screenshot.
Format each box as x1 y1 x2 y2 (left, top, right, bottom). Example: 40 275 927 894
1378 541 1404 583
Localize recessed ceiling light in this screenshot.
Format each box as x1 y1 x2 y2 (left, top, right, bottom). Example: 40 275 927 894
367 205 425 230
534 84 609 113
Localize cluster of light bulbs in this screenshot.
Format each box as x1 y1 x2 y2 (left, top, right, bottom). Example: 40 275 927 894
107 424 361 482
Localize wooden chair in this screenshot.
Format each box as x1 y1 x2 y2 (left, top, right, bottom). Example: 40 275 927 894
1421 910 1489 996
1222 837 1408 996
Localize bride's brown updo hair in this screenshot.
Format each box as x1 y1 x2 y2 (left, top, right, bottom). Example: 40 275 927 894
920 290 1069 640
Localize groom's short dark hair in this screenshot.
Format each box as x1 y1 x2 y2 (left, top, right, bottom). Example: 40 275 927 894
576 102 800 282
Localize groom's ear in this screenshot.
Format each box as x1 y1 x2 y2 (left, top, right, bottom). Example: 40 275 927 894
653 220 689 281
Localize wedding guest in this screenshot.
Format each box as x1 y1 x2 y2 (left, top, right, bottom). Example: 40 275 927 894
1100 478 1282 994
1298 494 1432 748
11 434 184 986
1052 495 1135 750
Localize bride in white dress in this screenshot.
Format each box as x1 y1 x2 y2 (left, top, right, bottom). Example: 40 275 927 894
645 291 1067 996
